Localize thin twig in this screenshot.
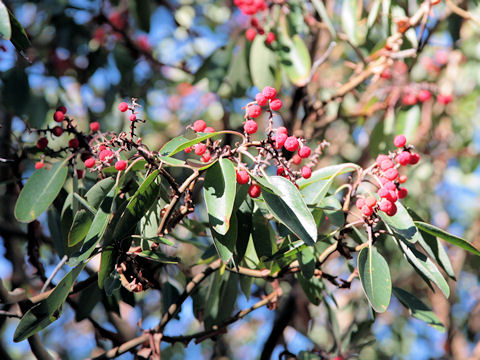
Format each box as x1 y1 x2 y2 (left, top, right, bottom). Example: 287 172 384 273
41 255 68 293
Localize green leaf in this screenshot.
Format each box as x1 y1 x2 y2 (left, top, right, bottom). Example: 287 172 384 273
251 208 275 258
75 281 102 322
235 195 253 263
212 214 237 262
395 236 450 298
85 177 116 208
159 132 221 157
311 0 336 37
415 221 480 256
204 159 236 235
357 247 392 313
261 176 317 245
296 272 323 306
14 263 86 342
226 45 251 97
341 0 358 46
8 8 30 52
249 34 278 90
393 287 445 332
378 201 420 243
396 106 420 141
0 1 11 40
133 0 151 32
298 164 357 189
68 209 93 247
135 249 179 264
297 246 315 279
15 159 69 222
367 0 381 28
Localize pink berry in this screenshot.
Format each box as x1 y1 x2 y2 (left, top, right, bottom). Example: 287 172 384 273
393 134 407 148
365 196 377 208
388 190 398 203
379 199 393 212
118 102 129 112
418 89 432 102
386 203 397 216
129 114 137 121
244 120 258 134
292 154 302 165
246 28 256 42
384 181 397 191
262 86 277 100
84 158 96 168
193 120 207 132
362 205 374 217
270 98 282 111
376 154 390 165
398 175 408 183
397 187 408 199
378 188 389 199
201 152 211 162
35 162 45 170
255 93 268 106
298 146 311 158
194 143 206 156
56 106 67 114
437 94 453 105
384 168 399 181
248 184 261 198
396 151 411 166
99 149 114 162
204 127 215 133
37 137 49 149
247 104 262 118
115 160 127 171
284 136 299 152
265 32 276 45
236 170 250 184
301 166 312 179
275 133 287 149
380 159 395 171
68 138 79 149
277 127 288 135
90 122 100 132
409 153 420 165
53 111 64 122
356 198 365 209
402 93 417 106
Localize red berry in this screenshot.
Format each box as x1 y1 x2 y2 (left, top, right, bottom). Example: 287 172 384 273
270 98 282 111
388 190 398 203
53 111 64 122
356 198 365 209
84 158 96 168
262 86 277 100
244 120 258 134
275 133 288 149
409 153 420 165
298 146 311 158
376 154 390 165
301 166 312 179
380 159 395 171
35 162 45 170
129 114 137 121
37 137 49 149
68 138 79 149
194 143 206 156
365 196 377 208
265 32 276 45
361 205 374 217
247 104 262 118
384 168 399 181
255 93 268 106
193 120 207 132
437 94 453 105
402 93 417 106
56 106 67 114
118 102 129 112
184 147 192 153
397 187 408 199
379 199 393 212
99 145 107 151
236 170 250 184
396 151 411 166
399 175 408 183
378 188 389 199
248 184 261 198
115 160 127 171
201 152 211 162
292 154 302 165
277 127 288 135
204 127 215 133
284 136 299 152
418 89 432 102
393 134 407 148
386 203 397 216
90 122 100 132
99 149 114 162
52 126 63 137
276 167 284 176
246 28 256 42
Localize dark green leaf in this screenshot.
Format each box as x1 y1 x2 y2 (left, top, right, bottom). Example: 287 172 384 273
68 209 93 247
8 8 30 51
296 272 323 306
212 214 237 262
297 246 315 279
85 177 116 208
159 132 222 157
135 249 179 264
358 247 391 313
75 281 102 322
378 201 420 243
251 208 275 258
15 159 68 223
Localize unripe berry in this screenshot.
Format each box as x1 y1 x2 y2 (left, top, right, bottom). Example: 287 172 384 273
247 104 262 118
84 158 96 168
386 203 397 216
409 153 420 164
52 126 63 137
270 98 282 111
284 136 299 152
376 154 390 165
437 93 453 105
35 162 45 170
248 184 261 198
68 138 79 149
90 122 100 132
417 89 432 102
380 159 395 171
398 174 408 183
265 32 276 45
379 199 393 212
244 120 258 134
246 28 256 42
393 134 407 148
129 114 137 121
396 151 411 166
118 102 129 112
298 146 311 158
262 86 277 100
301 166 312 179
236 170 250 184
56 106 67 114
356 198 365 209
193 120 207 132
361 205 374 217
292 154 302 165
277 126 288 135
204 127 215 133
255 93 268 106
37 137 49 149
53 111 64 122
275 133 287 149
194 143 206 156
115 160 127 171
365 196 377 208
384 168 399 181
397 187 408 199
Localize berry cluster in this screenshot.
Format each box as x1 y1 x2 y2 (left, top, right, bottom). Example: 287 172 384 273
356 135 419 217
245 17 275 45
402 89 453 106
234 0 267 15
244 86 282 135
